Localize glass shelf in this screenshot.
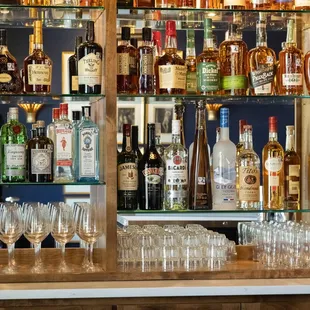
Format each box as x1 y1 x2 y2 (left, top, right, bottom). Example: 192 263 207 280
1 181 105 186
0 5 104 29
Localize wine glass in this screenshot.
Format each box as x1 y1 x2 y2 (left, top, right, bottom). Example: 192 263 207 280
0 203 23 273
23 203 51 273
76 203 104 272
51 203 75 272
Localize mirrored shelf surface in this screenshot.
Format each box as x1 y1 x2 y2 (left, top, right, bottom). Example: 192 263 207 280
118 209 309 213
1 181 105 186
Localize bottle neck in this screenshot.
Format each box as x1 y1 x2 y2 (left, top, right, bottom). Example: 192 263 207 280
196 108 206 132
186 36 195 57
0 45 8 53
220 127 230 140
37 127 45 137
10 113 18 122
165 35 178 52
172 132 181 144
119 39 130 46
52 117 59 123
142 40 152 47
122 131 131 152
60 112 68 120
256 22 267 47
148 128 156 148
244 132 253 150
239 132 245 143
132 133 139 150
34 42 43 51
269 131 278 142
286 133 295 151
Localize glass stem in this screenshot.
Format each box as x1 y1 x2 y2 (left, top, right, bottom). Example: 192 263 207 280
60 243 66 267
7 243 15 269
34 243 42 266
82 243 89 266
88 243 94 267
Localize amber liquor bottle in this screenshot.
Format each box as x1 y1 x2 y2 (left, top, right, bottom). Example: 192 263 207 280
69 36 82 94
136 0 155 6
155 21 187 95
185 29 197 94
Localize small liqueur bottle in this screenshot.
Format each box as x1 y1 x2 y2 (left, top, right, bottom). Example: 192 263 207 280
284 126 300 210
248 18 276 96
189 100 212 210
295 0 310 9
174 99 186 147
24 20 53 94
117 124 138 210
47 107 60 145
262 116 284 210
197 18 220 96
69 36 83 95
164 120 188 210
139 27 154 94
77 21 103 94
278 19 303 96
236 125 260 210
0 29 23 94
212 108 236 210
185 29 197 94
132 125 142 162
1 107 27 182
27 120 54 183
219 24 248 96
155 122 165 159
155 21 187 95
138 123 164 210
54 103 74 183
76 106 99 182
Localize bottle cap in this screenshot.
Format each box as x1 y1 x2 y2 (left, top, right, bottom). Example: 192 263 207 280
239 119 247 134
130 38 138 48
36 120 45 128
121 27 131 41
72 110 81 121
142 27 152 42
82 106 91 118
152 31 162 47
155 123 161 136
52 108 60 120
33 20 43 45
166 21 176 37
172 120 180 135
269 116 277 132
220 108 229 128
60 103 68 115
32 123 37 130
0 29 7 46
286 125 295 132
9 107 18 115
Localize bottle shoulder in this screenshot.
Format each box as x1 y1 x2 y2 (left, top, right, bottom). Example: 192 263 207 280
213 139 236 152
157 53 186 66
263 140 284 151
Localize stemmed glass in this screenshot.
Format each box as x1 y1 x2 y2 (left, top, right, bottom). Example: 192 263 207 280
51 203 75 272
76 203 104 272
23 203 51 273
0 203 23 273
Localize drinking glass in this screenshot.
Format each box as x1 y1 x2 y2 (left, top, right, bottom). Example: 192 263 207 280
0 203 23 273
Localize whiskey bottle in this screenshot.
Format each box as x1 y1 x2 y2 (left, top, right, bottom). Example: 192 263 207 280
185 29 197 94
174 99 186 146
1 107 27 182
24 20 53 94
278 19 303 95
0 29 23 94
262 116 284 210
155 122 165 159
284 126 300 210
248 19 276 96
139 27 154 94
28 120 53 183
197 18 220 95
47 107 59 145
69 36 82 94
77 21 103 94
132 125 142 162
219 24 248 96
236 125 260 210
189 100 212 210
155 21 187 95
138 123 164 210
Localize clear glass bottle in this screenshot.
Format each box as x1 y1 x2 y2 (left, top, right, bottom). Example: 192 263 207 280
76 106 99 182
212 108 236 210
47 107 60 145
185 29 197 94
155 122 165 159
72 110 81 179
236 125 260 210
174 99 186 147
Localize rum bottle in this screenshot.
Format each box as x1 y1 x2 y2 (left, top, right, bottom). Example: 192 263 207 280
69 36 82 94
185 29 197 94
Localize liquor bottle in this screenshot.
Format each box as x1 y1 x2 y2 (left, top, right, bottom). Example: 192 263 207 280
284 125 300 210
305 50 310 94
118 124 138 210
132 125 142 161
248 18 276 96
30 123 37 139
77 21 103 94
295 0 310 9
185 30 197 94
76 106 99 182
197 18 220 95
189 100 212 210
236 119 247 158
274 0 293 9
236 125 260 210
0 29 23 94
164 120 188 211
250 0 270 8
155 122 165 159
47 107 59 145
139 27 154 94
54 103 74 182
174 99 186 146
156 0 168 6
72 110 81 126
155 21 187 95
136 0 155 6
138 123 164 210
68 36 83 95
1 107 27 182
130 38 138 49
27 120 53 183
72 110 81 178
212 108 236 210
262 116 284 210
153 31 162 60
24 20 53 94
219 24 248 96
224 0 245 9
278 19 303 96
117 0 133 7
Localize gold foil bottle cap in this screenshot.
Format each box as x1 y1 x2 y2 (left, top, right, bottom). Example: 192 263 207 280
29 8 38 19
33 20 43 45
29 34 34 55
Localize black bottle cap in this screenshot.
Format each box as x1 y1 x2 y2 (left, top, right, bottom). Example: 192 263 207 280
121 27 131 41
72 110 81 121
82 106 91 117
142 27 152 42
75 36 83 48
130 38 138 48
0 29 7 46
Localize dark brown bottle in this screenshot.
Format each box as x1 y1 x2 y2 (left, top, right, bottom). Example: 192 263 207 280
132 125 142 162
138 123 164 210
117 0 133 7
117 124 138 210
69 36 83 94
139 27 154 94
27 120 54 183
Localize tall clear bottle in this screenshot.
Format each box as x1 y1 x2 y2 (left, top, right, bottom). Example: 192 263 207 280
47 107 59 145
212 108 236 210
174 99 186 147
189 100 212 210
185 29 197 94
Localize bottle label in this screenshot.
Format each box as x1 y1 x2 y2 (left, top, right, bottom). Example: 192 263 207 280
289 180 299 195
117 53 130 75
265 157 283 172
186 71 197 93
249 66 274 90
7 62 15 71
166 155 188 185
55 124 73 167
0 73 12 83
78 52 102 87
213 166 236 203
197 62 220 92
142 167 164 184
224 0 245 5
79 128 97 177
158 65 187 90
269 175 279 186
4 144 26 176
282 73 303 86
295 0 310 6
71 76 79 91
289 164 300 177
31 149 52 174
27 64 52 86
221 75 247 90
141 54 153 75
239 166 260 202
118 163 138 190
